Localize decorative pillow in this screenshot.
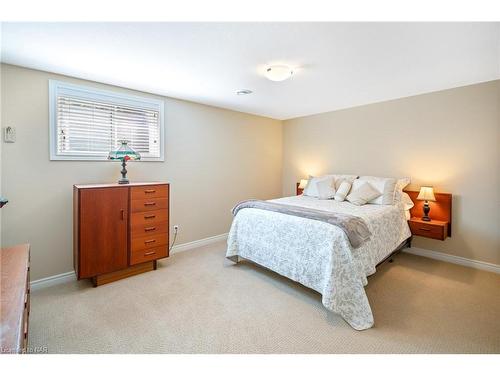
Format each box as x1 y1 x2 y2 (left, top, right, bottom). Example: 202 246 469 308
346 182 382 206
357 176 397 205
316 179 336 200
334 181 352 201
324 174 358 190
303 175 336 198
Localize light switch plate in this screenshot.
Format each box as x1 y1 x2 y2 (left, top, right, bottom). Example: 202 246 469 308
4 126 16 143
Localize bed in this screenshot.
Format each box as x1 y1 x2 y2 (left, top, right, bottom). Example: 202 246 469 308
226 194 412 330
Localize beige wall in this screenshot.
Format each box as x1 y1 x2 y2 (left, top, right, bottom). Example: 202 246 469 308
2 63 498 280
0 64 283 280
283 81 500 265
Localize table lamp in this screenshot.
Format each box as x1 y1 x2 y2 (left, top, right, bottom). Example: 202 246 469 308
417 186 436 221
108 140 141 184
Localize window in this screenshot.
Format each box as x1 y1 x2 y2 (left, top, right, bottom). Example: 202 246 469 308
49 80 164 161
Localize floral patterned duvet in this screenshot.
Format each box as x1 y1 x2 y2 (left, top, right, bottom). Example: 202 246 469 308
226 195 411 330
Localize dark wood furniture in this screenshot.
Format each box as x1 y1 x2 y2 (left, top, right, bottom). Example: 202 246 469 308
404 190 452 240
296 182 304 196
1 244 31 354
74 182 169 286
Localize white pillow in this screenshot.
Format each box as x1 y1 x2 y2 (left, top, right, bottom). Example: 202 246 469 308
394 177 411 203
334 181 352 201
346 182 382 206
396 177 411 191
357 176 397 205
316 179 336 200
401 192 414 210
303 175 336 198
324 174 358 189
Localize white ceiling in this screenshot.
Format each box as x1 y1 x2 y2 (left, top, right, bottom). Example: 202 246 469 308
1 22 499 120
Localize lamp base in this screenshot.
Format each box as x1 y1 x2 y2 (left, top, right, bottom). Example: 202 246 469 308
422 201 431 221
118 159 129 184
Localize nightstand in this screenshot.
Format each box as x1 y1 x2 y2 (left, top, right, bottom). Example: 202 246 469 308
296 183 304 195
408 217 448 241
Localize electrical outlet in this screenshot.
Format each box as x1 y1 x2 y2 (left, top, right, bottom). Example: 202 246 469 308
173 225 179 231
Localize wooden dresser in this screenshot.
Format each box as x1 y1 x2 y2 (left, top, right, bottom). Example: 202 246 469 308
1 244 31 354
73 182 169 286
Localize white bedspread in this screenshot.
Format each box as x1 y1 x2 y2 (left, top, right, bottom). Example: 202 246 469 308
226 195 411 330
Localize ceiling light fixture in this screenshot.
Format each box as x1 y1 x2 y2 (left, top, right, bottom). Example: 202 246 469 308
265 65 293 82
236 89 253 95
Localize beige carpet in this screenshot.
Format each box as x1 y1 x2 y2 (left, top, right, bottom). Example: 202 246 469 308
29 241 500 353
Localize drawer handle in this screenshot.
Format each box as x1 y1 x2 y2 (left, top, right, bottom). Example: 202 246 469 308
145 189 156 194
145 239 156 244
144 251 156 256
144 226 156 232
144 214 156 219
144 202 157 206
419 227 431 231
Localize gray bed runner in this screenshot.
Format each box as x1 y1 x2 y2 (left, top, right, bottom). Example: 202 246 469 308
232 199 371 248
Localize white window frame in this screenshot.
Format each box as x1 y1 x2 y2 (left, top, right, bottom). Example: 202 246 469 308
49 80 165 161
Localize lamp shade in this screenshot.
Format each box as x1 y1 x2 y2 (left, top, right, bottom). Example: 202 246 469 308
298 179 308 189
417 186 436 202
108 140 141 161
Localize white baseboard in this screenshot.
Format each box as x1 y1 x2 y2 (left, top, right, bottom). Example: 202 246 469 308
404 247 500 274
30 233 229 290
30 270 77 291
170 232 228 254
33 236 497 291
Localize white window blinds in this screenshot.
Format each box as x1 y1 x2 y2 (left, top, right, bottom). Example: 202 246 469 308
49 81 164 160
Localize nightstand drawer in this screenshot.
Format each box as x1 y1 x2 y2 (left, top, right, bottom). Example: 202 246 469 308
130 246 168 265
131 185 168 200
131 198 168 213
409 220 447 240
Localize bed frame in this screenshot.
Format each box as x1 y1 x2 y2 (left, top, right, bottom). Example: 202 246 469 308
375 236 412 268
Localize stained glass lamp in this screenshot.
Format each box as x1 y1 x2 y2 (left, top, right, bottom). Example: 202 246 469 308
108 140 141 184
0 196 8 208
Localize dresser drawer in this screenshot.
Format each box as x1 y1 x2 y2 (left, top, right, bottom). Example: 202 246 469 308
130 246 168 265
131 197 168 213
409 221 446 240
131 233 168 252
131 209 168 228
131 185 168 200
131 221 168 237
